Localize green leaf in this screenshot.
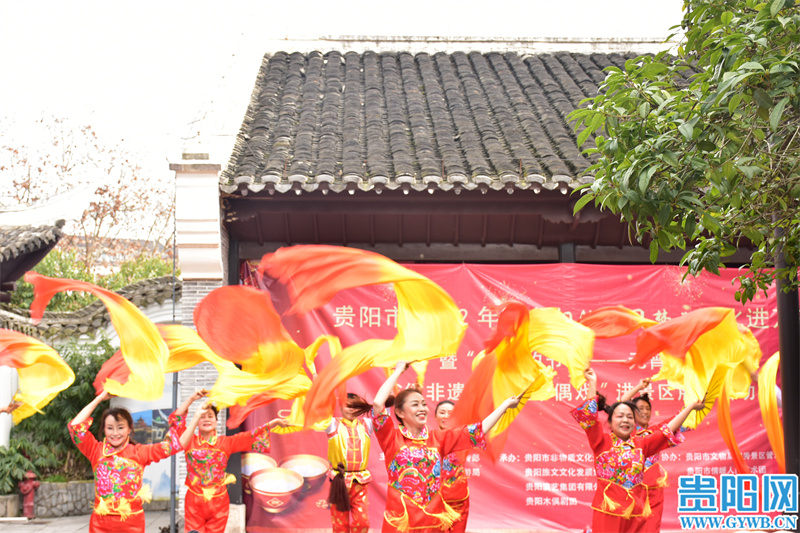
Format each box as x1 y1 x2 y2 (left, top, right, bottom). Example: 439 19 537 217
649 239 659 263
572 192 595 214
661 150 679 167
702 212 722 233
721 11 734 24
684 214 697 237
641 63 669 78
753 88 773 109
728 93 743 114
638 102 651 118
739 61 765 70
678 121 695 141
769 97 789 131
770 0 785 16
658 204 672 227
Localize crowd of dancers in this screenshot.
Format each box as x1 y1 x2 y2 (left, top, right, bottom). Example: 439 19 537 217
1 245 779 533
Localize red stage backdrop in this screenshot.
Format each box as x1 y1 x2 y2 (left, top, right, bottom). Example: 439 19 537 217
241 263 778 532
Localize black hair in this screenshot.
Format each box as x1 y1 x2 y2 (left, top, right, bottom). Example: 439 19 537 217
435 400 455 413
633 392 652 408
596 394 637 420
100 407 137 445
387 385 424 425
343 393 371 418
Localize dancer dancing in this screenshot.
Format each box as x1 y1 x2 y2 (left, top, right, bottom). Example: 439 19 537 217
171 389 286 533
573 369 705 533
326 392 374 533
372 362 521 532
434 400 470 533
69 391 183 533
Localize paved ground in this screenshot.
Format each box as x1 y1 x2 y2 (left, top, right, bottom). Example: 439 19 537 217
0 511 175 533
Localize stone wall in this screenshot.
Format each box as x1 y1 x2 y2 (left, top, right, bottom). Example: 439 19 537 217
34 480 94 517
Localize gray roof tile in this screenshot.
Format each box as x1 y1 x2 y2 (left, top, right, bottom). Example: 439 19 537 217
221 51 642 195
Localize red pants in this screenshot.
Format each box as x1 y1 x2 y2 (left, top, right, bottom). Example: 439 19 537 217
330 481 369 533
448 496 469 533
591 511 645 533
89 511 145 533
185 488 230 533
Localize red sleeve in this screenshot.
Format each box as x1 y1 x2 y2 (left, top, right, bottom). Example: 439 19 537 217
220 424 271 455
639 423 685 457
372 408 397 462
69 417 101 463
131 419 184 466
571 396 608 455
436 423 486 457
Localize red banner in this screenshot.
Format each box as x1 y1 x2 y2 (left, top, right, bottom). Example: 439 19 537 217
242 263 778 532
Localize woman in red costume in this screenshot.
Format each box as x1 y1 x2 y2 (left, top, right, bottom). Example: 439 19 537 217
620 377 689 532
434 400 470 533
326 392 374 533
69 391 183 533
372 362 520 533
171 390 286 533
573 369 705 533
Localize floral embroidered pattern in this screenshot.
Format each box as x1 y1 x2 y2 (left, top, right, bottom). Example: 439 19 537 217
95 454 144 502
69 419 91 445
441 453 464 486
399 424 428 441
595 434 645 489
658 422 684 447
187 445 230 488
571 397 599 429
466 423 485 449
387 445 442 504
250 424 270 454
372 409 389 431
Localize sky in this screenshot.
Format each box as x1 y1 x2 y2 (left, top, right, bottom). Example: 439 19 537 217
0 0 684 184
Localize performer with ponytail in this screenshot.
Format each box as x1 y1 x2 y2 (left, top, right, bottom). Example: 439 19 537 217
326 392 374 533
372 362 520 533
434 400 470 533
170 389 286 533
573 369 705 533
69 391 183 533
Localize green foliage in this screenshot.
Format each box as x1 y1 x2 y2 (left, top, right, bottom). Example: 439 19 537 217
0 438 59 495
10 249 175 312
569 0 800 302
10 337 114 481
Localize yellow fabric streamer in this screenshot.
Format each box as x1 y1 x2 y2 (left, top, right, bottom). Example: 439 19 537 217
652 309 761 425
758 352 784 473
261 246 466 426
26 272 168 401
527 308 594 391
0 329 75 424
489 305 555 438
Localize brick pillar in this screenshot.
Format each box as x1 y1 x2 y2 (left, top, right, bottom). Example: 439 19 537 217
170 154 228 520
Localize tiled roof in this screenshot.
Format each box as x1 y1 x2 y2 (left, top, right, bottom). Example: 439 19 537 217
220 50 642 195
1 276 182 340
0 221 65 261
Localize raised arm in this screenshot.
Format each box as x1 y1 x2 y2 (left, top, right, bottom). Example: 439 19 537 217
373 361 408 412
584 368 597 399
620 377 650 403
180 401 211 449
71 391 110 426
481 395 521 433
668 396 707 433
174 389 208 418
